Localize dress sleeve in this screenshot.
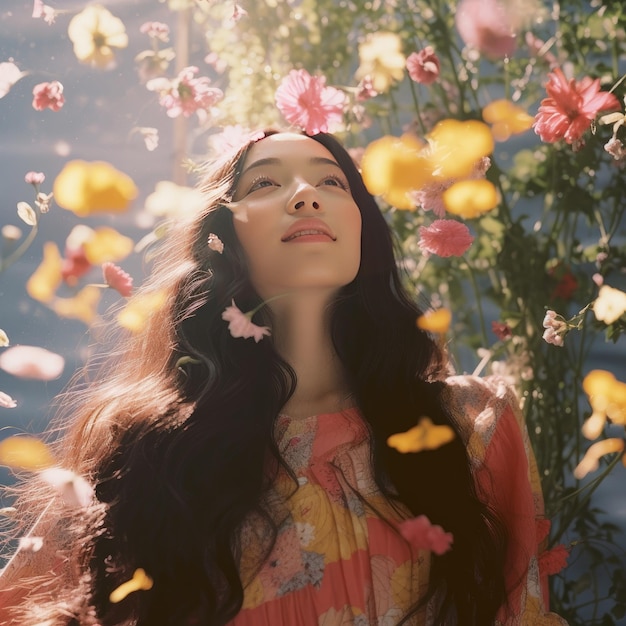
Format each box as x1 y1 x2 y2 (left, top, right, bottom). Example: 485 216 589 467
443 374 569 626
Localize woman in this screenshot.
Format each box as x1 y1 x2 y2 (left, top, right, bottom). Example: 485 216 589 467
0 131 566 625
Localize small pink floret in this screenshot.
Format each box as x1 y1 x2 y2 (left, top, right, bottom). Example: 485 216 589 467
24 171 45 185
399 515 454 555
418 219 474 257
275 68 346 135
103 262 133 297
221 299 271 343
32 81 65 112
406 47 441 85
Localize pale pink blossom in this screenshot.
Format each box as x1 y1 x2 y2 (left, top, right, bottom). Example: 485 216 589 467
231 4 248 21
275 69 346 135
0 391 17 409
209 125 264 154
32 0 56 24
32 81 65 112
146 66 223 118
604 137 626 161
207 233 224 254
418 219 474 257
103 262 133 297
542 310 567 347
24 171 45 185
35 192 53 213
221 299 271 343
455 0 517 58
491 321 512 341
533 69 620 145
0 345 64 380
39 467 94 507
139 21 170 42
399 515 453 555
356 76 377 101
406 47 441 85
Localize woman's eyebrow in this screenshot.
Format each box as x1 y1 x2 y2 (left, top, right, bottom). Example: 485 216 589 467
241 156 341 176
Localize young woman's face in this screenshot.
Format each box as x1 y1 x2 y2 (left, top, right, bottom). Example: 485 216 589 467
232 134 362 299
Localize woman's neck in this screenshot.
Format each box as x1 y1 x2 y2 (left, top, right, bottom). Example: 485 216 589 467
268 290 353 418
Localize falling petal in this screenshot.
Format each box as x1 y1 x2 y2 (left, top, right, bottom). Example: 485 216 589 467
0 436 55 471
0 62 26 99
18 536 44 552
0 329 9 347
0 391 17 408
16 202 38 226
117 291 167 333
39 467 94 507
443 179 498 218
109 568 154 603
52 286 101 325
0 345 64 380
83 227 134 264
387 417 455 453
574 438 625 479
416 309 452 334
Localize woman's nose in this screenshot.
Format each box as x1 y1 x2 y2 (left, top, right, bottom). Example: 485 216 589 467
287 182 321 214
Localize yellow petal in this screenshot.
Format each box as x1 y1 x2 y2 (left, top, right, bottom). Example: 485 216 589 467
416 308 452 334
83 227 134 264
443 179 498 218
387 417 455 453
427 120 494 180
109 568 153 604
361 135 431 209
26 242 63 303
482 100 534 141
117 291 167 333
574 438 625 480
52 286 101 325
0 436 55 471
53 160 137 216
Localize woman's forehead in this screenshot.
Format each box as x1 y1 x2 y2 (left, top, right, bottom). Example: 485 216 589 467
243 133 335 164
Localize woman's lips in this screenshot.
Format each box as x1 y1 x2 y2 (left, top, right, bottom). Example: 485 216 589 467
281 219 336 242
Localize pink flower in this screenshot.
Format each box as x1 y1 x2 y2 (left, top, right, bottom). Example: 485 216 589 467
0 391 17 409
0 345 64 381
62 247 92 286
604 137 626 161
399 515 454 555
221 299 271 343
491 321 512 341
418 219 474 257
32 81 65 112
24 171 45 185
208 125 264 154
533 69 620 145
139 21 170 42
406 47 441 85
146 66 223 118
455 0 517 58
32 0 56 24
275 69 346 135
103 262 133 297
542 310 567 347
538 544 570 577
207 233 224 254
231 4 248 21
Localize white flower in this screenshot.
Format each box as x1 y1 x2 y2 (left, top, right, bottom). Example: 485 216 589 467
593 285 626 325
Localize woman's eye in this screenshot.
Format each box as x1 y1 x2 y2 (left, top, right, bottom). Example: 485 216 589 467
320 175 348 190
248 178 275 192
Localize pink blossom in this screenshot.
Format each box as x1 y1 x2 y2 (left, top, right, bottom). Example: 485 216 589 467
406 47 441 85
0 391 17 409
231 4 248 21
204 52 228 74
455 0 517 58
146 66 223 118
62 247 91 286
418 219 474 257
139 21 170 42
399 515 453 555
0 345 65 380
209 125 264 154
221 299 271 343
356 76 377 101
275 69 346 135
24 171 45 185
604 137 626 161
542 310 567 347
533 69 620 145
103 262 133 297
491 321 512 341
207 233 224 254
32 81 65 112
32 0 56 24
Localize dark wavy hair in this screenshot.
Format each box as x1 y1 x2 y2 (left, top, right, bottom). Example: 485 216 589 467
4 131 507 626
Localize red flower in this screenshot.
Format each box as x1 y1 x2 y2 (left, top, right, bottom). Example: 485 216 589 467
491 321 512 340
32 80 65 112
538 544 570 577
398 515 453 555
418 219 474 257
533 69 620 145
103 262 133 297
407 47 441 85
549 267 578 301
61 247 92 286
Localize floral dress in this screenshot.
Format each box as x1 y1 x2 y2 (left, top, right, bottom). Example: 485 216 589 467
227 375 569 626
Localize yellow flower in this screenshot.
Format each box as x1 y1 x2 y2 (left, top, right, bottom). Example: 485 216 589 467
67 5 128 69
581 370 626 439
360 134 431 209
428 119 494 180
83 227 134 264
0 436 55 471
53 160 138 216
52 286 101 325
593 285 626 325
443 179 498 218
574 438 625 480
117 291 167 333
355 32 405 93
109 568 154 603
26 242 63 303
482 99 534 141
387 417 455 453
416 308 452 334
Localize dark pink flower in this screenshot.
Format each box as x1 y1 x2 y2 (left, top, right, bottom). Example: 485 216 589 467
62 247 92 286
406 47 441 85
221 299 271 343
146 66 223 118
455 0 517 58
533 69 620 145
491 321 512 341
399 515 453 555
103 262 133 297
275 69 346 135
538 544 570 577
32 81 65 112
418 219 474 257
24 171 45 185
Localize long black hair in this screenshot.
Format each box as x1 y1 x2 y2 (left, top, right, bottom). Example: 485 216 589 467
8 131 507 626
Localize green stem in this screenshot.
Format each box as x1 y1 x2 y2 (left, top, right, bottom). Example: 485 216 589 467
248 292 290 316
0 222 39 274
408 78 427 135
465 261 489 346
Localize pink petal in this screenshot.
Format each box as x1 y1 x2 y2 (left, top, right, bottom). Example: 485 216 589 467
39 467 94 507
0 345 65 380
0 391 17 408
418 219 474 257
103 262 133 297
